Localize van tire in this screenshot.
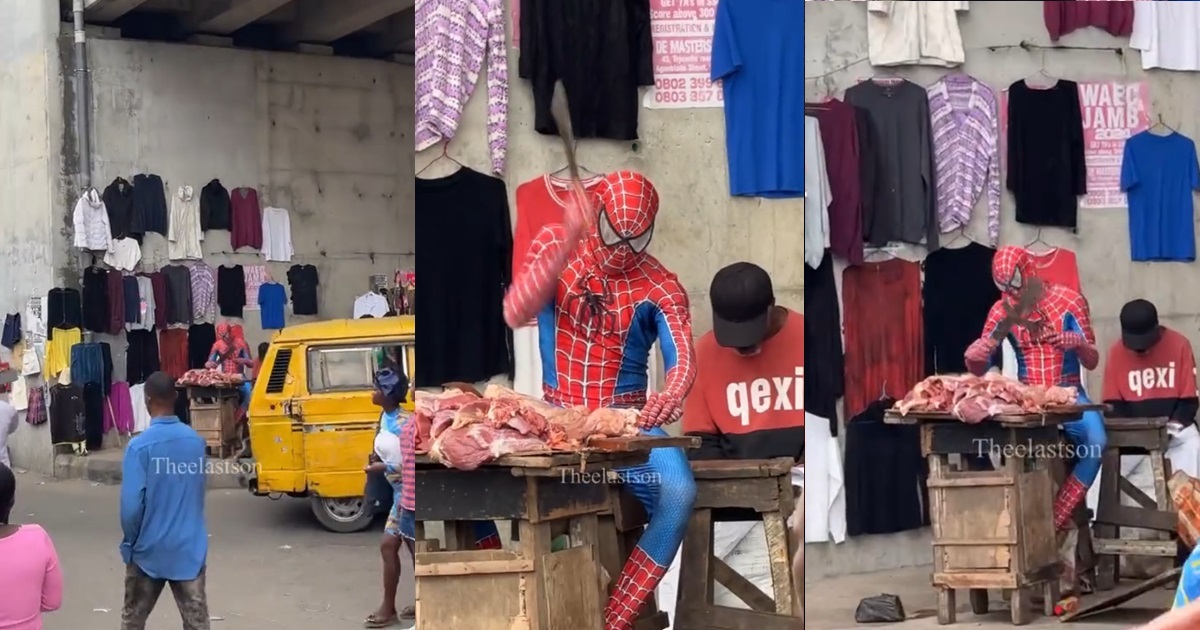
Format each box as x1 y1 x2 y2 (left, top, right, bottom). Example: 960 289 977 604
310 496 375 533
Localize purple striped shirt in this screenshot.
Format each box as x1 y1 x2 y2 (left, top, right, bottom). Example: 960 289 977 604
415 0 509 175
927 74 1002 245
189 262 216 324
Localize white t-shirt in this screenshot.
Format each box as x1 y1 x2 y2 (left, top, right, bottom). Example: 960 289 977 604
1132 1 1200 71
104 238 143 272
354 293 390 319
261 207 295 262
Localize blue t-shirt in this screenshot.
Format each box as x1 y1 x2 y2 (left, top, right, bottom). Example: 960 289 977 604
711 0 805 198
258 282 287 329
1120 130 1200 262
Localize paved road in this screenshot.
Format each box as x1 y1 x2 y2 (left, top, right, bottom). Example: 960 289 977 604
11 472 414 630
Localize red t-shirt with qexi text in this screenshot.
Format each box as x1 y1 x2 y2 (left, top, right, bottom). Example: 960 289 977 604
1102 327 1199 424
682 310 804 461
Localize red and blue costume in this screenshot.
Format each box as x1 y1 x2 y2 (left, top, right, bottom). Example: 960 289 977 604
964 246 1105 530
503 170 697 629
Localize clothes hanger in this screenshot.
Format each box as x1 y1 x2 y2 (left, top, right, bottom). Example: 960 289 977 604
870 67 905 85
1149 113 1177 135
1025 227 1052 252
1024 51 1058 89
549 139 598 179
879 380 889 400
863 247 897 263
942 226 971 249
415 140 463 177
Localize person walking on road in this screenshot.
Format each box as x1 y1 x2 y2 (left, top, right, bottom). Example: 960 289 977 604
119 371 210 630
0 461 64 629
364 368 416 628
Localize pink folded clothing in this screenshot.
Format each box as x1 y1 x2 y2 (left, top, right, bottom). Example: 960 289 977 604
103 382 134 435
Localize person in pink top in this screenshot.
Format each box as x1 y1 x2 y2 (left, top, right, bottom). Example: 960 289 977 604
0 462 64 629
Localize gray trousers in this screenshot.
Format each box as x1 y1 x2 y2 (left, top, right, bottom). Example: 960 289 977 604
121 563 210 630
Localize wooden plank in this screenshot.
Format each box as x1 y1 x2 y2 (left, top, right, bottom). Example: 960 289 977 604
693 478 787 512
1061 566 1181 622
415 572 521 629
689 458 795 479
587 435 700 452
415 558 534 577
415 468 528 522
543 546 604 629
518 520 554 628
1091 538 1178 557
1093 504 1178 532
762 512 795 615
675 604 800 630
678 509 715 608
925 423 1059 456
885 404 1108 426
711 557 775 613
529 475 610 523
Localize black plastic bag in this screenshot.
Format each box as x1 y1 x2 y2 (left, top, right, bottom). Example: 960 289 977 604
854 594 906 623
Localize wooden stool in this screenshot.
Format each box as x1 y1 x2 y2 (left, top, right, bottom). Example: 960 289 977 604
598 488 669 630
1092 417 1177 592
674 458 798 630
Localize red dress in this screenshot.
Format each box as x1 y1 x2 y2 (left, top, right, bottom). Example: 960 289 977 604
842 259 924 419
1027 247 1081 293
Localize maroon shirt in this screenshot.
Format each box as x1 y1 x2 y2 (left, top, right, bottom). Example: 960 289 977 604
805 99 863 265
106 269 124 334
230 187 263 250
1044 1 1133 41
148 272 169 329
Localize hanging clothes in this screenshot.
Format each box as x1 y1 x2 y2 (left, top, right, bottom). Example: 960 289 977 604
149 272 168 329
102 177 134 239
415 167 513 387
1 314 20 350
122 276 140 326
229 188 263 250
73 188 112 251
46 288 82 335
69 342 112 394
217 265 246 318
82 266 109 333
83 383 105 450
261 207 295 262
26 386 47 426
128 383 151 433
804 411 846 544
189 262 216 324
167 185 203 260
106 269 125 334
1045 0 1134 42
866 1 968 67
1131 2 1200 72
803 249 843 425
104 382 135 435
804 116 831 269
842 258 923 420
158 328 189 379
286 264 320 316
922 242 1000 375
130 173 168 237
104 237 142 272
1121 130 1200 262
126 276 156 332
199 179 231 231
844 399 930 536
845 79 939 249
188 324 217 370
126 329 160 386
928 74 1002 246
855 105 880 239
805 99 864 265
415 0 508 175
711 0 806 198
162 264 194 325
519 0 652 142
1027 247 1081 293
1006 80 1086 229
49 383 85 445
259 283 288 329
511 174 605 398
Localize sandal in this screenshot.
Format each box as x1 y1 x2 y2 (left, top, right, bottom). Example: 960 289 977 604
400 605 416 619
364 613 399 628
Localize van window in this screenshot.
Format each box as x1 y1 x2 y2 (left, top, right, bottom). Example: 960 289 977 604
307 343 413 393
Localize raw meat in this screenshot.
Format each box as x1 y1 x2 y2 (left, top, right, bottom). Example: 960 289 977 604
177 369 244 387
413 386 641 470
895 373 1078 424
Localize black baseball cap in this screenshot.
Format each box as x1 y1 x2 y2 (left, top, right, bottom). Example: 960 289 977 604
1120 299 1162 351
710 262 774 348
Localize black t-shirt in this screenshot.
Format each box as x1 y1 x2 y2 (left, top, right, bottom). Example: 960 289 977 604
46 288 82 336
287 265 320 315
200 179 231 231
49 383 85 444
81 266 109 333
102 177 134 239
217 265 246 318
414 167 513 386
163 265 194 324
519 0 654 141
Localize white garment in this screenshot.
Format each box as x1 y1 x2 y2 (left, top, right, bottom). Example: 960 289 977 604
261 207 295 262
23 305 45 341
129 383 152 434
866 1 969 67
353 292 390 319
20 345 39 376
72 189 112 251
374 429 403 468
167 185 203 260
10 376 27 412
804 116 831 269
126 276 156 331
803 412 847 543
0 400 17 467
1131 1 1200 72
104 238 142 271
513 325 543 398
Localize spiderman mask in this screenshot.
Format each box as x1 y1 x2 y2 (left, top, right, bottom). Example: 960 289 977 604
586 171 659 275
992 245 1034 297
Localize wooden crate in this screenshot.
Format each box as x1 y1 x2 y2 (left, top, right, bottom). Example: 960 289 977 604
189 392 237 456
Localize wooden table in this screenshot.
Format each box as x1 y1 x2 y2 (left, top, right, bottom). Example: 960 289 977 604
885 406 1105 626
186 386 239 458
674 458 799 630
414 436 695 630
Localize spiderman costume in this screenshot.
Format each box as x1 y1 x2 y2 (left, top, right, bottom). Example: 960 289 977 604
964 246 1105 531
502 170 697 629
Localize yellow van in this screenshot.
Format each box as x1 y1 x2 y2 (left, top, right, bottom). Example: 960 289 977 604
246 316 415 532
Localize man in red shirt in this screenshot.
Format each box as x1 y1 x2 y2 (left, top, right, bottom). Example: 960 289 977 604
682 262 804 461
1103 299 1199 423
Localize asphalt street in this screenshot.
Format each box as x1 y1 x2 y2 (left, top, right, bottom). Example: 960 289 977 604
11 472 414 630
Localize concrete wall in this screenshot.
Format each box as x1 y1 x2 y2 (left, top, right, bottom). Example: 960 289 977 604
8 34 414 473
801 0 1200 577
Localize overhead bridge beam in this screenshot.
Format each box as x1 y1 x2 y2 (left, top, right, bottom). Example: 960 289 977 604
281 0 414 44
83 0 152 22
181 0 295 36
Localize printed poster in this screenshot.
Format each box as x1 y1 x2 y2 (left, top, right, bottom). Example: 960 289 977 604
643 0 723 109
1000 80 1149 209
244 265 268 310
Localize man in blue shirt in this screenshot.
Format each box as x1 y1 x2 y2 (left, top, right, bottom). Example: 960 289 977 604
119 371 210 630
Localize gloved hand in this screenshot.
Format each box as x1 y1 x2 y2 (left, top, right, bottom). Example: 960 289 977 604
1042 332 1088 351
964 337 999 365
639 392 682 429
